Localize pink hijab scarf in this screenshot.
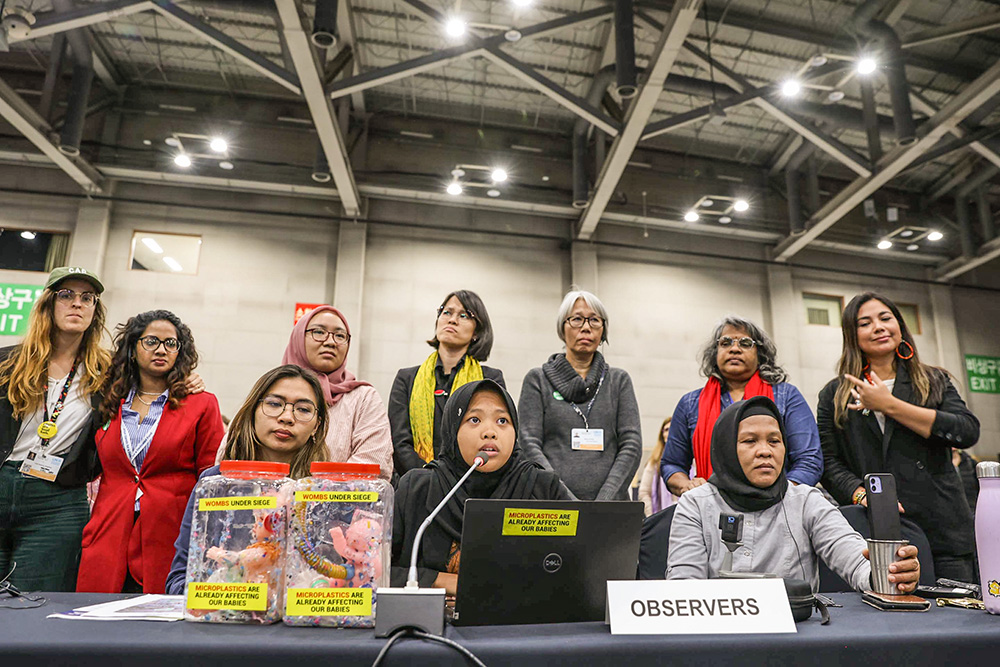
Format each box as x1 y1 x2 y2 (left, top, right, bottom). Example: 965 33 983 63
282 305 370 406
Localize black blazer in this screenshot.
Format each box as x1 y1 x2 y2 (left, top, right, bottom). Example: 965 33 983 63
817 363 979 557
0 346 100 488
387 360 505 477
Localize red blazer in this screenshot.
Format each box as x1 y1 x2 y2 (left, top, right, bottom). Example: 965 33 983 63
77 391 224 593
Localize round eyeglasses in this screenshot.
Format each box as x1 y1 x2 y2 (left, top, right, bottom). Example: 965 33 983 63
717 336 756 350
565 315 604 329
259 395 317 422
139 335 180 353
306 328 350 345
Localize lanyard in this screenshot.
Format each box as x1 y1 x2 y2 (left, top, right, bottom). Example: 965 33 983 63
568 369 607 430
38 362 78 446
121 390 164 469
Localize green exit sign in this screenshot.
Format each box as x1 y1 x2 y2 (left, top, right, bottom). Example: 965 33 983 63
966 355 1000 394
0 283 44 336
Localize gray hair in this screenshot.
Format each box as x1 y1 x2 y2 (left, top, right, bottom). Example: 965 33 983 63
698 315 787 386
556 289 609 344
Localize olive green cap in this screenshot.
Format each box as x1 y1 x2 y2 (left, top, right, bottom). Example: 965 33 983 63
44 266 105 294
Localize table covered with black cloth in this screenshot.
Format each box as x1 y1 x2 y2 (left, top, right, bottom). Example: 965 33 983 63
1 592 997 667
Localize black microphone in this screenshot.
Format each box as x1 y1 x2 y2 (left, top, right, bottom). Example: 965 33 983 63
406 454 489 588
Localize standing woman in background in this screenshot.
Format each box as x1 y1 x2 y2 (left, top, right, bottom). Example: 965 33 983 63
389 290 504 478
518 290 642 500
638 417 673 517
0 268 110 591
818 292 979 581
77 310 224 594
282 306 393 480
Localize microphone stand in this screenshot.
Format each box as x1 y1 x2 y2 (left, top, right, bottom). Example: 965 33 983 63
374 455 487 637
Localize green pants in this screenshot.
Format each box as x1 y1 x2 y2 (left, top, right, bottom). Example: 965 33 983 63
0 461 89 592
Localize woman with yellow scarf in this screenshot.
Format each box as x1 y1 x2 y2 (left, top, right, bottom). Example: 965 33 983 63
388 290 504 477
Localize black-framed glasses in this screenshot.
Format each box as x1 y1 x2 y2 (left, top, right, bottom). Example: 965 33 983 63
565 315 604 329
259 395 317 422
437 306 475 321
305 328 350 345
54 288 98 307
139 335 181 353
718 336 757 349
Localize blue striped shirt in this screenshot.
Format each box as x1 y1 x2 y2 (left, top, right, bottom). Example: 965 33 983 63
121 388 168 509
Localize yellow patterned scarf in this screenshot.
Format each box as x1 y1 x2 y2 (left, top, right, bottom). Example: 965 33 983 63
409 351 483 462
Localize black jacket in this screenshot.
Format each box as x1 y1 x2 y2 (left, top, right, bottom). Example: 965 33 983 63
387 359 505 477
817 364 979 557
0 345 100 488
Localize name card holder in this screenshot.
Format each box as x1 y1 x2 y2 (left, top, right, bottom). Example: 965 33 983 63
606 579 796 635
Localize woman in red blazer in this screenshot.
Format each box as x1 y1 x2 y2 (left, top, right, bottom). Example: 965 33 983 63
77 310 223 593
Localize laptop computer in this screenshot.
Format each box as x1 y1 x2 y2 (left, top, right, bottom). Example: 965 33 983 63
453 499 643 626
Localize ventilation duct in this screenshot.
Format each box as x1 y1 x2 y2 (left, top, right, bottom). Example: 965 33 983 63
975 186 996 242
311 0 339 48
784 141 816 234
614 0 637 98
53 0 93 157
312 144 332 183
572 66 617 208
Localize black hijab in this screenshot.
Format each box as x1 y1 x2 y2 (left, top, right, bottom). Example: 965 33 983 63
422 379 556 542
708 395 788 513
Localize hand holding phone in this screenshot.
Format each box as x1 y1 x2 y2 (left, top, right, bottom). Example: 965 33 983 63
864 473 902 541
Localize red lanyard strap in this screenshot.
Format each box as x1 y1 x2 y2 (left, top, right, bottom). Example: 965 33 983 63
40 362 78 444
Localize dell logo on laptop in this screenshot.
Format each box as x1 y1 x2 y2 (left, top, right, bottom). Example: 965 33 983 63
543 553 563 573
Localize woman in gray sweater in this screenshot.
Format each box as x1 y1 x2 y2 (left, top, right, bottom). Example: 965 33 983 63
517 290 642 500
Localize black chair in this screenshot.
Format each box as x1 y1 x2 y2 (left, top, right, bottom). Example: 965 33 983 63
637 505 676 580
818 504 936 592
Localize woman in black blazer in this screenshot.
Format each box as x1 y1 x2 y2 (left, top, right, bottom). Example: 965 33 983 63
818 292 979 582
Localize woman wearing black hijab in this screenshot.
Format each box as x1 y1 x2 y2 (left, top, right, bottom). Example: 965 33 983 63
666 396 920 593
391 379 568 592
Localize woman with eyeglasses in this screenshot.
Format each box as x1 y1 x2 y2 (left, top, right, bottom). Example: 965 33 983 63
388 290 504 478
76 310 224 594
818 293 979 582
0 267 111 591
280 306 392 479
661 316 822 498
164 364 329 595
517 290 641 500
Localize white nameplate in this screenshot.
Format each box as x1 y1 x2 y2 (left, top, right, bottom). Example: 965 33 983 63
606 579 796 635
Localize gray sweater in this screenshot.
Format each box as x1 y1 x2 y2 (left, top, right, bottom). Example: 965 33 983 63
667 482 871 592
517 362 642 501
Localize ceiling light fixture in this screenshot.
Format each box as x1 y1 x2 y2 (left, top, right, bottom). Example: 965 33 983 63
906 244 919 251
174 154 192 168
877 239 893 250
827 90 845 102
684 211 700 222
701 199 714 207
142 237 164 254
209 137 228 153
781 80 801 97
219 161 234 170
162 256 183 272
733 199 750 212
719 216 732 224
445 18 466 37
857 57 877 75
504 29 522 42
165 137 180 147
20 231 36 240
512 0 532 6
927 230 943 241
487 189 501 197
491 168 508 183
447 182 463 196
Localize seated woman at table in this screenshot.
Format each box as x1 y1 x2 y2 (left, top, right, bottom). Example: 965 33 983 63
392 379 569 593
667 396 920 593
163 365 329 594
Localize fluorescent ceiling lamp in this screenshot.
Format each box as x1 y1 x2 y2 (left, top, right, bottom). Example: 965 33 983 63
20 230 36 240
400 130 434 139
446 182 463 196
511 144 543 153
209 137 228 153
927 230 943 241
684 211 700 222
162 256 183 272
174 154 192 168
142 237 164 254
491 168 508 183
733 199 750 212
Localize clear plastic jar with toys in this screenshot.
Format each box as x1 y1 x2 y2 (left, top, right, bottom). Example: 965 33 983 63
184 461 293 624
283 462 393 628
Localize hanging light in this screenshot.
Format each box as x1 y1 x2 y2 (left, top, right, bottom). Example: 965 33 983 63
445 18 466 37
927 230 943 241
684 211 700 222
209 137 228 153
781 80 801 97
857 57 877 75
174 154 192 168
446 182 463 196
877 239 893 250
490 168 508 183
733 199 750 212
20 231 37 240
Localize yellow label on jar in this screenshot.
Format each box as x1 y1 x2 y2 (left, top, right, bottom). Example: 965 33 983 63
293 491 379 503
197 496 277 511
187 583 268 610
501 508 579 536
285 588 372 616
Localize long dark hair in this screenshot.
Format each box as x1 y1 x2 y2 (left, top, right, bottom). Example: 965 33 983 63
698 316 787 389
100 309 196 422
427 289 495 361
222 365 329 479
834 292 945 427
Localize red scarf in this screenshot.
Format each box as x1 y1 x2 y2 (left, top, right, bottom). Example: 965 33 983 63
692 372 774 480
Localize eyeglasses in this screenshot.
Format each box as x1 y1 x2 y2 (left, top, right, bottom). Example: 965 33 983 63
139 335 181 353
306 328 350 345
259 395 317 422
54 289 98 307
437 306 475 321
565 315 605 329
718 336 757 349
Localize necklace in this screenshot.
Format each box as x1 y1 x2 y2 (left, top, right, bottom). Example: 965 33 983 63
135 395 154 406
139 390 163 395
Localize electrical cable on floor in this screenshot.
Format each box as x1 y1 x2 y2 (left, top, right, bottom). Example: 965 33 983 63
371 627 488 667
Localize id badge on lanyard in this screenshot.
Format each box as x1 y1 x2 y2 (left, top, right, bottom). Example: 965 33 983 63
568 369 607 452
21 363 77 481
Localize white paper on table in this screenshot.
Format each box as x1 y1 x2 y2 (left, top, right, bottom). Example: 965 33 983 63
47 594 185 621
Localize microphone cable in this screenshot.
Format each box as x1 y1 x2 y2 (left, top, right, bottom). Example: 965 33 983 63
372 627 487 667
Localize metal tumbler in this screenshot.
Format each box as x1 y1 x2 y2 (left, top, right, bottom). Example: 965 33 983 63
867 538 910 595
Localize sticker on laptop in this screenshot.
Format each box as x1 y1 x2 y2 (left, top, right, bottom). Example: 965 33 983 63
502 508 579 536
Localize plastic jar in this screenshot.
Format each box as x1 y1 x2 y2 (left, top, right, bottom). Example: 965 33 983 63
283 462 393 627
184 461 293 624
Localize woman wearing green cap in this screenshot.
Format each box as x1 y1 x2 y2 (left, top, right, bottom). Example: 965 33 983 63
0 267 110 591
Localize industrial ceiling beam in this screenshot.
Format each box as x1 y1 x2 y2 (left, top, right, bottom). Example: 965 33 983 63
273 0 360 216
934 236 1000 281
333 0 366 112
903 13 1000 49
910 92 1000 170
772 58 1000 261
0 77 104 192
924 156 977 203
152 1 300 94
5 0 154 41
576 0 704 240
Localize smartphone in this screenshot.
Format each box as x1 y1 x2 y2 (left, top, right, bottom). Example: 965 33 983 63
862 591 931 612
915 585 976 599
865 473 902 540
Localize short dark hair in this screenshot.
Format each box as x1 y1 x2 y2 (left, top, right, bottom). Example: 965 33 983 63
427 290 495 361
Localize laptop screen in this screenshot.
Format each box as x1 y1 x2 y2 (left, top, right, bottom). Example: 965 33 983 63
454 499 643 626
